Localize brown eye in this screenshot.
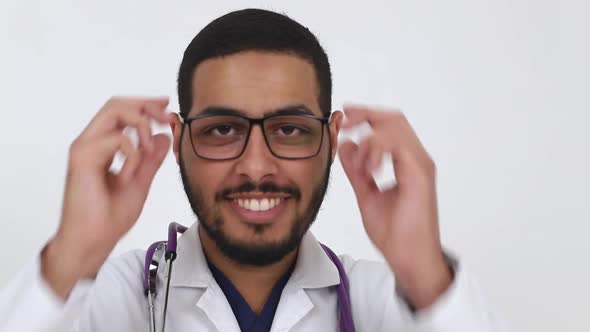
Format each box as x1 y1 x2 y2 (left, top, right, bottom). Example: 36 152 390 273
278 125 301 136
212 125 235 136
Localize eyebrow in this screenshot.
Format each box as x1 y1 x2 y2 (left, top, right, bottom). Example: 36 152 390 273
196 104 317 118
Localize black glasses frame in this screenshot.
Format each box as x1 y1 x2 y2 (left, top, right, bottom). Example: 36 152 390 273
182 113 331 161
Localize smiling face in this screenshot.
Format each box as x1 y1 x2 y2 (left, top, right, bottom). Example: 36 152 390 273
172 51 342 266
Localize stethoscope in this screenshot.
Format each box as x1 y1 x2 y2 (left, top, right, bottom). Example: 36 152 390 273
143 222 356 332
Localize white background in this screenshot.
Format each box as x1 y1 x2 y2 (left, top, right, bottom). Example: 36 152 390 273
1 0 588 331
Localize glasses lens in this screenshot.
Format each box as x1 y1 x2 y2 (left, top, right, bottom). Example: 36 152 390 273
189 115 249 159
264 115 323 158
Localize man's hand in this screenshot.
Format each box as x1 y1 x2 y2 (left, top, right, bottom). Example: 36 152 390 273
42 97 171 299
338 105 452 309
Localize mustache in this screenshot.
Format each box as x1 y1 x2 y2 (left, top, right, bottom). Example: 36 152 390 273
216 181 301 201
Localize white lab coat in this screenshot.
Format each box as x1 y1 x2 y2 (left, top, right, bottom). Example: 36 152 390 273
0 222 508 331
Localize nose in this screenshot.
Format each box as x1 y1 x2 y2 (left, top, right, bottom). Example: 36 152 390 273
234 125 279 182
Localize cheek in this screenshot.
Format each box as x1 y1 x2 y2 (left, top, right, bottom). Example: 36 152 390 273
194 164 228 192
285 154 330 201
182 141 229 199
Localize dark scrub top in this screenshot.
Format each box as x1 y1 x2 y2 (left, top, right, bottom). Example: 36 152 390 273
206 259 295 332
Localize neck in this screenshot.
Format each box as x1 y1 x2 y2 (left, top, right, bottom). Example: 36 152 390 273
198 225 298 314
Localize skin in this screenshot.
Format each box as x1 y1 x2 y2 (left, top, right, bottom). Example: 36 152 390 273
339 107 452 308
170 51 341 313
41 51 451 313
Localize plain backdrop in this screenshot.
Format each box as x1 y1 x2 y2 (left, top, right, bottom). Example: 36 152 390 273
1 0 588 331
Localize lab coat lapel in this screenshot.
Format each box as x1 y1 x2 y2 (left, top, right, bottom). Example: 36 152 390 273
196 286 241 332
169 224 340 332
169 222 211 288
270 288 314 332
287 232 340 289
170 222 241 332
271 231 341 331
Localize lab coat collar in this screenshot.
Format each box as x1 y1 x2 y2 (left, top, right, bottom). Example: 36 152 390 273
170 222 341 290
169 222 212 288
287 229 341 289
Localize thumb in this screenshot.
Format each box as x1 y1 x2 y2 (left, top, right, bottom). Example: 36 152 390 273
134 133 171 189
338 141 375 202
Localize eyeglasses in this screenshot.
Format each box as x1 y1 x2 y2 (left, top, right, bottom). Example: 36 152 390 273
182 113 331 160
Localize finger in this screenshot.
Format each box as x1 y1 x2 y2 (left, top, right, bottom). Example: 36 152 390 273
341 105 397 129
354 137 372 171
69 133 127 171
338 141 378 201
132 134 170 190
117 136 141 185
366 143 384 174
82 97 169 139
338 141 361 188
349 111 427 173
136 116 154 152
143 102 171 123
86 110 155 150
352 136 385 180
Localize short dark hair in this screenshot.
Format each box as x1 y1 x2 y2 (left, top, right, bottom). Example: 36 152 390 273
177 8 332 118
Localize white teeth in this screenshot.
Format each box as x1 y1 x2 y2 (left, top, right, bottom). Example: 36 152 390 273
260 198 269 211
234 198 282 212
249 199 260 211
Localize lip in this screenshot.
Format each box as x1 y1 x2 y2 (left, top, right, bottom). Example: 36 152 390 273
226 192 292 199
227 198 288 224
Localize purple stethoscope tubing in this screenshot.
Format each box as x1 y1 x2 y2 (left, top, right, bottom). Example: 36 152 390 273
320 244 355 332
144 223 355 332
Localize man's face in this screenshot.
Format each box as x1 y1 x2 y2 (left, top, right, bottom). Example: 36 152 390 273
172 51 341 266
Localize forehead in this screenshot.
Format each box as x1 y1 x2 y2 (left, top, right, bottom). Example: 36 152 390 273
191 51 321 116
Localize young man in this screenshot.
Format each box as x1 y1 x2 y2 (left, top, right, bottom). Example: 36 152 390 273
0 9 507 331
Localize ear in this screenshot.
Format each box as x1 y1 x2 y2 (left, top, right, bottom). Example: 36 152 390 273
328 110 344 164
169 113 183 164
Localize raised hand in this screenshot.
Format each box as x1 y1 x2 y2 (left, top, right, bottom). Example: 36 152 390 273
42 97 171 298
338 105 452 309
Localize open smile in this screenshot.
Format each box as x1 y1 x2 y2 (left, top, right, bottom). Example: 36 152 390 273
225 194 291 224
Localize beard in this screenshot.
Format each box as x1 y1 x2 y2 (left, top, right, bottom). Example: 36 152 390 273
178 148 331 267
